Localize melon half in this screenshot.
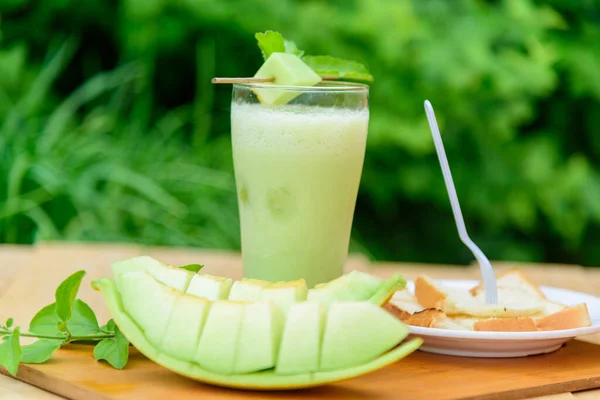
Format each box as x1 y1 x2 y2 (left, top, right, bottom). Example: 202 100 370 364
91 256 421 390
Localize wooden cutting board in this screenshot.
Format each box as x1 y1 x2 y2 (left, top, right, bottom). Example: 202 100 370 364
4 339 600 400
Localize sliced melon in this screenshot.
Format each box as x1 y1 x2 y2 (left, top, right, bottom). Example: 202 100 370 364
276 301 326 375
259 279 308 313
253 52 321 105
161 294 210 362
92 277 422 390
307 270 385 308
195 300 245 374
118 271 177 347
228 278 268 301
112 255 194 293
186 273 233 301
235 301 284 374
320 302 409 371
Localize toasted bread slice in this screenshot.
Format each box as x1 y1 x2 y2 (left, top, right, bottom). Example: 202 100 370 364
415 275 544 318
473 317 537 332
534 303 591 331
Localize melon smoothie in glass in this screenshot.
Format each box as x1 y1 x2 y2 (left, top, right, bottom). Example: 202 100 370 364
230 82 369 288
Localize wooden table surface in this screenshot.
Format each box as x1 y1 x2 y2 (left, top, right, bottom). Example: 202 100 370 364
2 241 600 400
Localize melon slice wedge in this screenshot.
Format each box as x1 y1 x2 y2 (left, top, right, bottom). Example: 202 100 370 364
92 277 422 390
112 255 194 293
253 52 322 105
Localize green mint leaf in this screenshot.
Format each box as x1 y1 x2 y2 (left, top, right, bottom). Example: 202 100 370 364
302 55 374 82
21 339 62 364
0 327 21 376
29 304 62 336
30 300 98 338
67 300 101 337
100 319 116 334
284 40 304 57
93 320 129 370
178 264 203 273
255 30 285 61
55 270 86 325
5 318 13 328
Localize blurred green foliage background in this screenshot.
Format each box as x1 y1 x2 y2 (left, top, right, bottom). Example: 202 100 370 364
1 0 599 266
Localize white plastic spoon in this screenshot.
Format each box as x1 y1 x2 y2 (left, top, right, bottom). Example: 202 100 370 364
424 100 498 305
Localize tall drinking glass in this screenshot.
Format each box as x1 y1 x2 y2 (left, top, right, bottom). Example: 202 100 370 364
230 82 369 288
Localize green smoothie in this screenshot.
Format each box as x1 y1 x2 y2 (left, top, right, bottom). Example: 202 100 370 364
231 103 369 288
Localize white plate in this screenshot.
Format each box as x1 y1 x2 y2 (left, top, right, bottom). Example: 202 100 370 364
395 279 600 358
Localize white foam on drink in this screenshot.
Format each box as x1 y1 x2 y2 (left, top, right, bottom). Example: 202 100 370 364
231 103 369 155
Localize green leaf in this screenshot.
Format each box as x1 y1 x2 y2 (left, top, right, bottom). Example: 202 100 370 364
5 318 13 328
30 300 99 337
21 339 62 364
302 55 374 82
67 300 101 337
93 320 129 370
55 270 86 325
255 30 285 60
178 264 203 273
0 327 21 376
284 40 304 57
29 304 62 336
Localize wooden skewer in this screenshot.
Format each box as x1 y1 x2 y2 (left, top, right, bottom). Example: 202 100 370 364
211 77 274 84
211 74 340 84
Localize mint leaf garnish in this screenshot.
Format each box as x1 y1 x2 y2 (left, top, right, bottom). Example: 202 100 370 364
0 327 21 376
93 320 129 370
68 300 101 336
254 31 374 82
302 55 374 82
55 270 86 327
21 339 62 364
255 31 285 61
3 271 128 373
30 299 99 338
179 264 204 273
29 304 64 336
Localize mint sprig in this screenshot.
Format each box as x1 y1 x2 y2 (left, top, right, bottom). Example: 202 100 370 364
254 30 373 82
0 262 198 376
0 270 126 377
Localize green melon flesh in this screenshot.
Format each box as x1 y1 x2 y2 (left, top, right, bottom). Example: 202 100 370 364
320 302 409 371
307 270 385 308
276 301 326 375
253 52 321 105
195 300 244 374
368 273 406 306
119 271 177 347
161 294 210 362
228 279 267 301
186 273 233 301
112 255 194 293
235 301 284 374
92 277 422 390
259 279 308 313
